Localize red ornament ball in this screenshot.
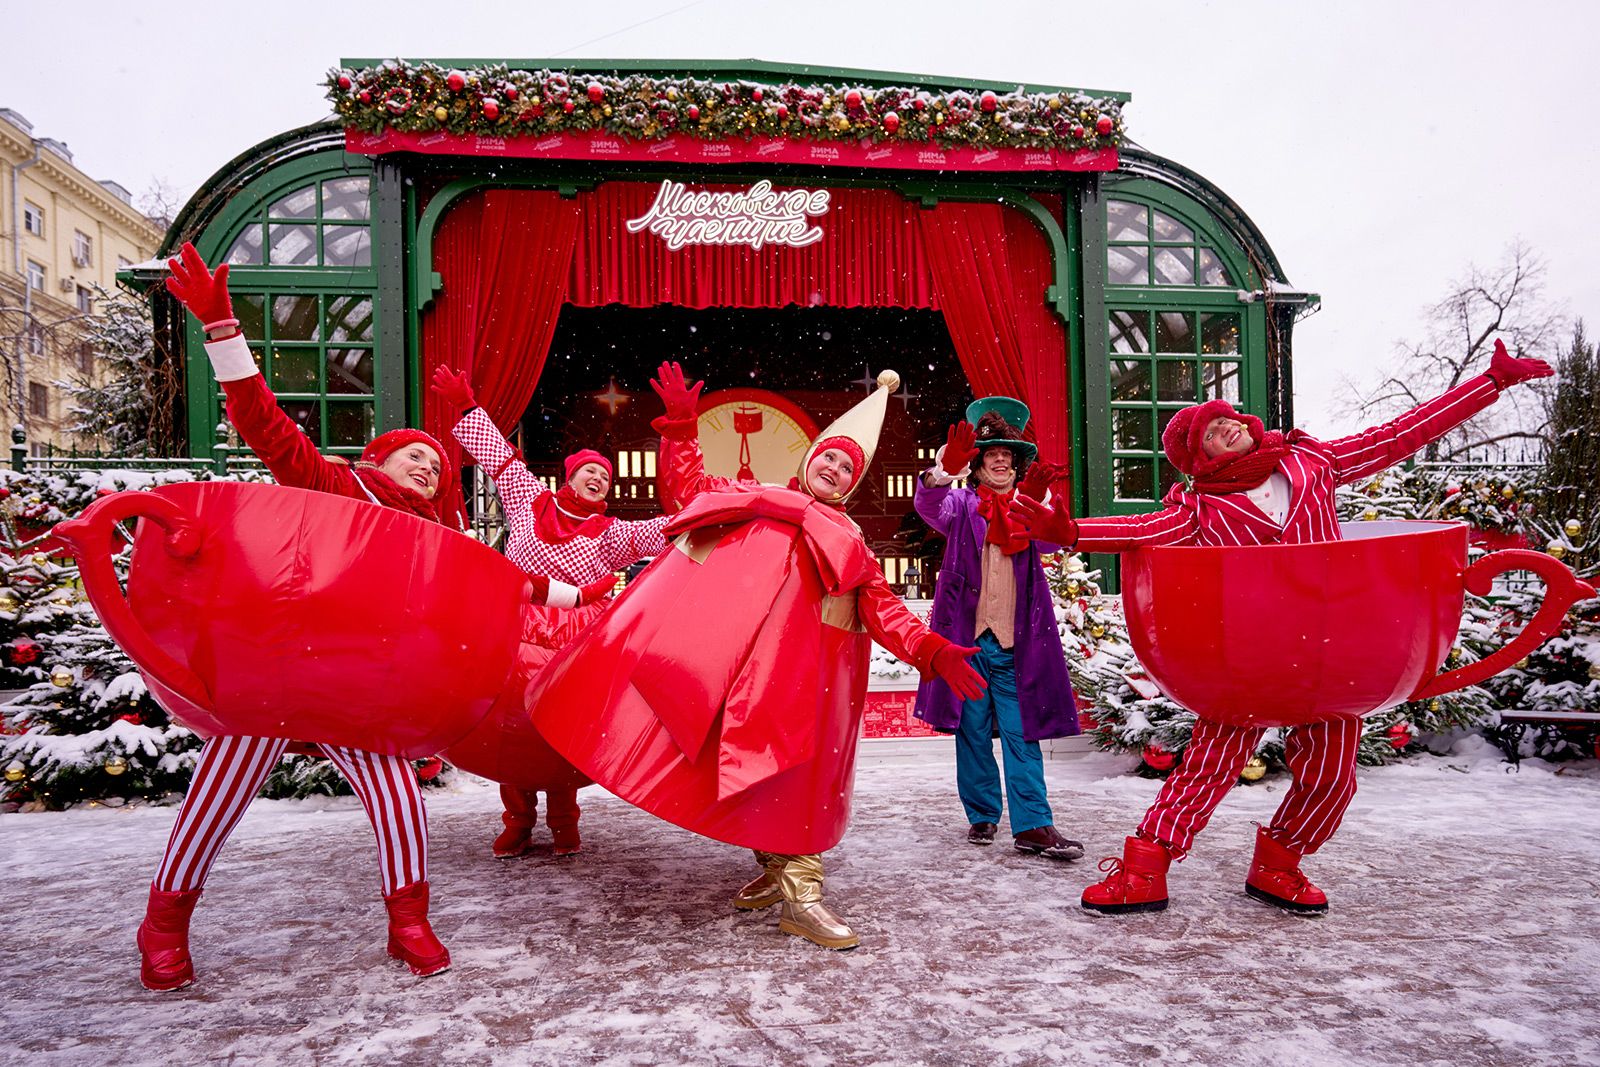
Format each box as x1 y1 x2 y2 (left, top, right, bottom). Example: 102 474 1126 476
844 88 863 110
1071 124 1085 139
505 86 518 101
775 103 789 122
0 487 10 499
1387 722 1411 749
687 104 701 121
482 98 500 121
446 71 466 93
562 100 575 114
587 82 605 103
979 90 999 113
337 74 352 90
9 638 39 666
119 712 142 725
752 87 764 102
912 97 927 112
1141 743 1177 772
882 111 900 134
1096 115 1114 136
359 90 371 104
415 756 444 782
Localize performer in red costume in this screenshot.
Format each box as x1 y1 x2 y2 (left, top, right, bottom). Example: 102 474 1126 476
528 363 986 949
139 244 580 991
431 367 670 858
1012 339 1552 916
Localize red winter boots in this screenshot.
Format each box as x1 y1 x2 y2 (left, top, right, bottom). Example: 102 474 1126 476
1081 836 1171 914
1245 828 1328 914
382 881 452 976
136 887 202 991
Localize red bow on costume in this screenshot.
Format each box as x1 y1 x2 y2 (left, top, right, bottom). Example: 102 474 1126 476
976 486 1030 555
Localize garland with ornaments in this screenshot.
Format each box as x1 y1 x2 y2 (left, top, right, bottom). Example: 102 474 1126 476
325 62 1126 151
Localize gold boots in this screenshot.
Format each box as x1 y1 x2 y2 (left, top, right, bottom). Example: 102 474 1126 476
739 851 859 950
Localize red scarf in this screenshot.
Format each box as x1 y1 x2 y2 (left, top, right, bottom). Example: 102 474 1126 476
1188 430 1305 495
353 465 441 524
531 485 614 543
976 485 1029 555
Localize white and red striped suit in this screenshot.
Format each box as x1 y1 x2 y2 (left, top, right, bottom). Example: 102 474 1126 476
1078 375 1501 857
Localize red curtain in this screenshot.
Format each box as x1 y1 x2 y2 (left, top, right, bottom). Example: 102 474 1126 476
919 201 1071 465
420 189 582 471
421 183 1070 474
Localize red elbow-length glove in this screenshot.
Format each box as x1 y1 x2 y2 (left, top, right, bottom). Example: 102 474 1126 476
164 242 235 330
430 366 478 415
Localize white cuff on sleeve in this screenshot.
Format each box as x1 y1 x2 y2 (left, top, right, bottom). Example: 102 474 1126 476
922 445 969 487
203 333 260 383
545 579 581 609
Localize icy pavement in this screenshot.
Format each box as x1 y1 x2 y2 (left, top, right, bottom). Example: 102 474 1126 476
6 738 1599 1067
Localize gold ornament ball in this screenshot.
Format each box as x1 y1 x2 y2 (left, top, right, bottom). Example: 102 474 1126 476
104 754 128 776
1428 698 1442 713
1048 97 1062 111
433 106 449 122
31 553 49 565
1547 541 1566 559
1361 508 1378 521
0 592 17 612
1515 657 1529 669
50 665 73 688
1090 623 1107 639
1240 756 1267 782
1565 519 1583 537
1065 580 1082 597
602 105 613 117
1588 661 1600 681
4 760 25 783
1501 486 1516 499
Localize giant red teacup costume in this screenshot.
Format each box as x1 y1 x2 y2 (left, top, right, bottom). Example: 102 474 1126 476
1013 339 1591 916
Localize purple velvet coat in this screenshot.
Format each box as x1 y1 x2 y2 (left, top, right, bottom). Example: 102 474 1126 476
912 481 1080 742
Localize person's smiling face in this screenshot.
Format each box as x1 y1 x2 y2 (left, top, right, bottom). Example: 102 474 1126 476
568 462 612 504
379 443 441 498
806 448 857 499
975 447 1017 492
1200 416 1255 460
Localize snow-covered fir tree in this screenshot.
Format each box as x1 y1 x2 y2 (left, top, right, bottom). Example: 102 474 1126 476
56 284 181 456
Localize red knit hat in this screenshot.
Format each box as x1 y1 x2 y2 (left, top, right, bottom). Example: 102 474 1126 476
564 449 614 481
1161 399 1264 477
812 435 865 475
359 428 459 525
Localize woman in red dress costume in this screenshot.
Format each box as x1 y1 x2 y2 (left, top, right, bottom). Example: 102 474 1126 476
140 245 578 990
431 367 669 860
528 363 985 949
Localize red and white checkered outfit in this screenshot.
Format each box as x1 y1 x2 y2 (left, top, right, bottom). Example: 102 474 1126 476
1076 375 1501 857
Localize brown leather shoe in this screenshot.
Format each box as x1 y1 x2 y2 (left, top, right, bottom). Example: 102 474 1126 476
967 821 998 845
1014 825 1085 861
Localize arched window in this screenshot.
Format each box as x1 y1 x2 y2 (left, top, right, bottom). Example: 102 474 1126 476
192 161 379 457
1097 185 1263 506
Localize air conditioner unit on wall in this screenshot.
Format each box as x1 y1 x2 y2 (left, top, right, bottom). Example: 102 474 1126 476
58 277 74 293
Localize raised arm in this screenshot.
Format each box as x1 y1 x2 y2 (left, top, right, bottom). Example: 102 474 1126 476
915 422 980 535
432 367 547 528
600 514 672 569
1320 340 1552 485
650 361 731 510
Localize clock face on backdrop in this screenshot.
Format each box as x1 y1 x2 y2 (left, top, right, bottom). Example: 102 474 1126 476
695 388 821 485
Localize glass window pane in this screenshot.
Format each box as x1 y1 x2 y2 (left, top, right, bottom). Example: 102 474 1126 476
327 403 374 448
1159 459 1184 495
1153 247 1195 286
1151 209 1194 243
1201 313 1240 354
1156 311 1195 355
321 177 371 221
270 346 319 392
1107 245 1148 285
325 296 373 343
1106 200 1148 242
1113 408 1153 452
225 224 264 266
1198 248 1233 287
269 186 317 219
1114 457 1154 500
271 295 319 341
1158 361 1197 402
267 223 317 266
1111 359 1151 401
326 348 374 394
1202 362 1243 404
1110 310 1149 354
236 293 265 339
246 345 266 374
322 225 371 268
279 400 321 441
1157 407 1182 446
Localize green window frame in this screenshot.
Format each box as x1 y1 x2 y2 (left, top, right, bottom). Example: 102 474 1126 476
1097 180 1266 510
188 155 379 458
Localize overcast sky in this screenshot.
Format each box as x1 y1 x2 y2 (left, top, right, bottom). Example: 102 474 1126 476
7 0 1597 432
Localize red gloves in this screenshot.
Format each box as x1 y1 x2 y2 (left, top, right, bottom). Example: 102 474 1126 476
650 361 704 421
931 643 986 701
1009 492 1079 547
430 366 477 415
1017 458 1066 502
940 422 979 475
1485 338 1553 389
164 242 234 329
579 575 617 605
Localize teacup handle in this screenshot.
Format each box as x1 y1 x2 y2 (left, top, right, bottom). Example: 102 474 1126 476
53 491 213 709
1409 549 1596 701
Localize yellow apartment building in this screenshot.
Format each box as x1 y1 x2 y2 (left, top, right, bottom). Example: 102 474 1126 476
0 107 164 453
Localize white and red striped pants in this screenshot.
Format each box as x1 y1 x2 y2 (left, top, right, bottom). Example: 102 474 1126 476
153 735 428 897
1138 717 1361 859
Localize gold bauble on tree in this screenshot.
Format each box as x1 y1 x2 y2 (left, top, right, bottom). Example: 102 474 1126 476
1565 519 1583 537
1240 756 1267 782
1501 485 1516 499
0 590 17 613
103 754 128 776
4 760 25 783
433 105 449 122
1547 541 1566 559
1090 623 1107 639
50 665 73 687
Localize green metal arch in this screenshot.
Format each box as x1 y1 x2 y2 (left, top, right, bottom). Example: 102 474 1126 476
1099 176 1262 292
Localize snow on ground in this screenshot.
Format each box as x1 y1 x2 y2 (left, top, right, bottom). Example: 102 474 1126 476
6 738 1600 1067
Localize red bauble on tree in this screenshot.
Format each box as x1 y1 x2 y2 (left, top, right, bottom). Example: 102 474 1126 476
359 90 371 104
1071 124 1085 139
9 637 39 666
481 98 500 121
844 88 863 110
446 70 466 92
882 111 900 134
1387 722 1412 749
587 82 605 104
979 90 999 113
415 757 444 782
751 87 764 102
505 85 518 101
775 103 789 122
1095 115 1114 136
562 100 575 114
687 104 701 121
336 74 352 90
1142 742 1178 772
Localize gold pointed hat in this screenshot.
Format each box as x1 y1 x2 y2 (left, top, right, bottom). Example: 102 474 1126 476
796 369 900 505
